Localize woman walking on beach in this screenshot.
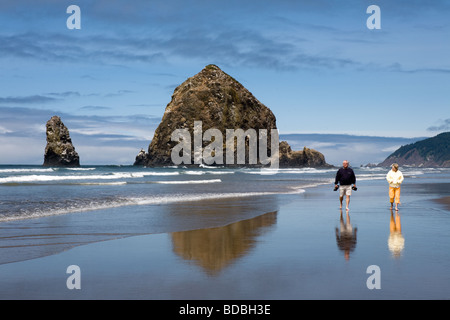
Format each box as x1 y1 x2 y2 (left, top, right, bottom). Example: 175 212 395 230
386 163 404 211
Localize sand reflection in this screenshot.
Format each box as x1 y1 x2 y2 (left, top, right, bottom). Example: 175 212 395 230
388 209 404 258
335 209 357 261
171 211 277 275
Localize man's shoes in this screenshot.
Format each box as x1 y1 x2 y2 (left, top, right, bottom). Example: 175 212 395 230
333 186 339 191
352 186 357 191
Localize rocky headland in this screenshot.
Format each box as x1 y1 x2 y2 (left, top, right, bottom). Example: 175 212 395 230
43 116 80 167
378 132 450 168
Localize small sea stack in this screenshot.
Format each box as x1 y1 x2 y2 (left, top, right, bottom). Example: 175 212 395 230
43 116 80 167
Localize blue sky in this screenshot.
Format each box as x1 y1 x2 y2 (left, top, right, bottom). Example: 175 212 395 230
0 0 449 165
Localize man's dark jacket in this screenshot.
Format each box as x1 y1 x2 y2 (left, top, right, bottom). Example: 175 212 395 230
335 167 356 185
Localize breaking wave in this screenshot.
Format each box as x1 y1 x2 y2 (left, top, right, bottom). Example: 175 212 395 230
0 172 180 184
0 186 305 222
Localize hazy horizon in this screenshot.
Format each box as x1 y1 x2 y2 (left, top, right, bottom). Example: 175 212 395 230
0 123 427 166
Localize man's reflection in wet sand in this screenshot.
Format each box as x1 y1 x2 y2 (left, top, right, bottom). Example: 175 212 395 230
335 209 357 261
388 209 404 258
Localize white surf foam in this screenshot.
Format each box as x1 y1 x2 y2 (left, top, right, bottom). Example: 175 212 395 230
198 163 222 169
153 179 222 184
137 171 180 176
403 170 425 176
183 170 206 175
0 174 123 183
205 171 235 174
355 174 386 181
182 170 235 175
0 168 55 173
0 182 308 222
243 167 337 175
77 182 128 186
0 171 180 183
130 188 305 206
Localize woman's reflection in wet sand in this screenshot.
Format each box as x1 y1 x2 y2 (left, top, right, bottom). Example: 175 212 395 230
388 209 404 258
335 209 357 261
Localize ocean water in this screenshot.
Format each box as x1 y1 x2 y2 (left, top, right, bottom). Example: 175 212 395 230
0 164 334 264
1 165 447 223
1 164 450 299
0 165 334 223
1 165 447 247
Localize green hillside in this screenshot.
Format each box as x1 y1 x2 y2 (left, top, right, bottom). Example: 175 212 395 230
379 132 450 167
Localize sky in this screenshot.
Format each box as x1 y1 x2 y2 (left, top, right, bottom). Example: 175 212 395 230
0 0 449 165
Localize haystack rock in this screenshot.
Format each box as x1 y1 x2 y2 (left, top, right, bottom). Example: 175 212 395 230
134 64 329 168
43 116 80 167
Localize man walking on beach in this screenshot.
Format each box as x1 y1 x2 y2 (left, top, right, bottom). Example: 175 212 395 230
334 160 357 211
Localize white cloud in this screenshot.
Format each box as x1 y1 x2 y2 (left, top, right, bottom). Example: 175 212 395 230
74 146 143 165
0 126 13 134
281 134 424 166
381 145 401 153
0 136 44 164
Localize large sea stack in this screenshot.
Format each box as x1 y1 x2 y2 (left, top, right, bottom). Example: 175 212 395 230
43 116 80 167
135 64 329 168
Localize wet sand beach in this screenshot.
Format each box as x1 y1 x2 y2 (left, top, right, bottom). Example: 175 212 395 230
0 176 449 300
434 196 450 211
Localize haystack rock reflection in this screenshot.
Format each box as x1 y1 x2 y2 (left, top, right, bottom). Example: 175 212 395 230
335 209 357 260
388 209 404 258
171 211 277 275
